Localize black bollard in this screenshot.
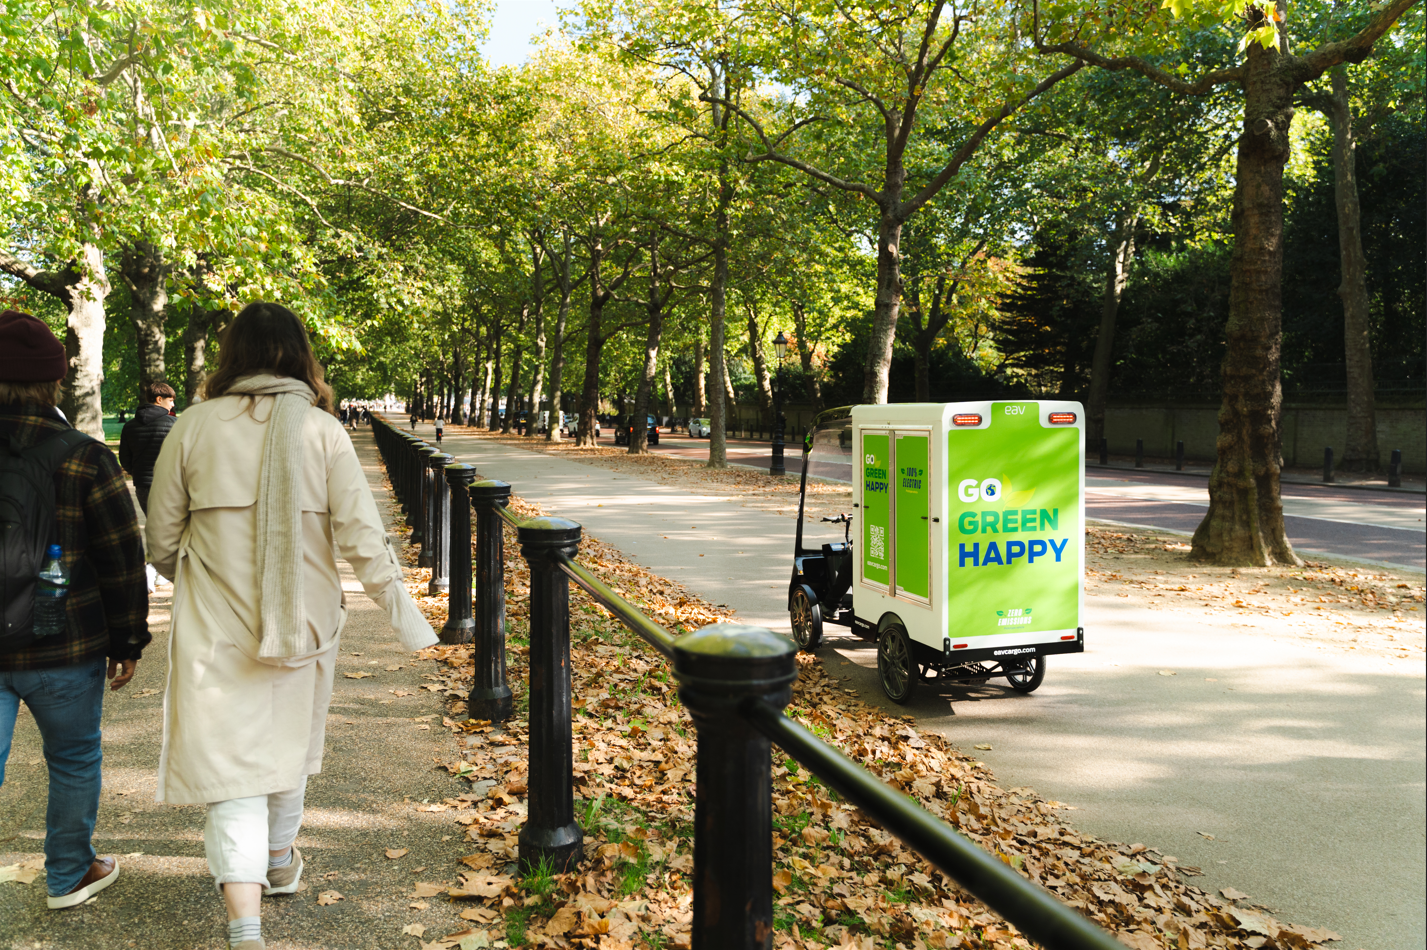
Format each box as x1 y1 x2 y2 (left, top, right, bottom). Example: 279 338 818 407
427 452 454 595
1389 449 1402 488
1135 438 1144 469
516 516 584 874
1176 440 1185 472
674 623 797 950
1323 447 1334 484
404 436 425 536
417 444 442 567
442 463 477 645
469 480 514 722
1099 437 1108 466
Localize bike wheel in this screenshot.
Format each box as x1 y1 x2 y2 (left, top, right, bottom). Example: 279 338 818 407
878 624 916 705
790 586 823 652
1006 656 1045 693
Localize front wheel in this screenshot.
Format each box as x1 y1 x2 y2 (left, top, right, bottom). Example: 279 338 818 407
790 586 823 652
878 624 916 705
1006 656 1045 693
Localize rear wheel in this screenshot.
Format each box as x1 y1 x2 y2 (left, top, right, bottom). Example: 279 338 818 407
1005 656 1045 693
878 624 916 705
790 587 823 652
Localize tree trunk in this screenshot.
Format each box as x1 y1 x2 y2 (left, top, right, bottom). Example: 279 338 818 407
1327 66 1378 471
182 305 222 406
663 364 676 421
791 300 823 410
630 243 666 454
502 303 527 434
120 241 170 392
863 213 904 404
468 339 489 427
577 240 609 448
1086 212 1138 446
706 61 732 469
450 342 464 423
56 243 109 440
487 334 503 430
527 244 547 437
546 244 572 443
747 300 773 418
1190 42 1300 567
693 336 707 416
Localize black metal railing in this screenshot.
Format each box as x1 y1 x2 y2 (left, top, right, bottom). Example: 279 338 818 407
367 412 1122 950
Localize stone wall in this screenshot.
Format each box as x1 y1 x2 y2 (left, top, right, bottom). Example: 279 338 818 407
1104 403 1426 473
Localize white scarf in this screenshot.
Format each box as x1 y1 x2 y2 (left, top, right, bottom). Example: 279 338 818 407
227 374 317 659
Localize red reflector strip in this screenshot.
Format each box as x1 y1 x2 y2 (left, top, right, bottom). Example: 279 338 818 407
1061 634 1076 640
952 414 982 427
1048 412 1077 424
952 643 968 649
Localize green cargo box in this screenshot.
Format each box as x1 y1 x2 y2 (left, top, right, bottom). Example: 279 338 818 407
840 401 1085 701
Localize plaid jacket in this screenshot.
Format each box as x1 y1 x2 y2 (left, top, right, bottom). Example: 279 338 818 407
0 402 150 670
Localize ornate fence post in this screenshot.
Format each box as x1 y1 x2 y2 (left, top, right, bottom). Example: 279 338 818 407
416 444 441 566
516 516 584 874
427 451 454 595
442 463 478 646
673 624 797 950
469 480 514 722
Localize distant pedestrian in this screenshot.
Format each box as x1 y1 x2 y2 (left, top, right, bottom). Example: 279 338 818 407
0 309 150 911
119 381 177 514
145 302 435 950
434 416 444 442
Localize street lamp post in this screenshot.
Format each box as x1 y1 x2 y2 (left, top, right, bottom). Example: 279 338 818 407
770 331 788 477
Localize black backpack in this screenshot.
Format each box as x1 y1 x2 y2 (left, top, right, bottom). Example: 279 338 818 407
1 427 94 652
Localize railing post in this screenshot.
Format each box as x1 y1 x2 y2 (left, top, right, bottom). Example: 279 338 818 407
442 464 477 646
469 480 514 722
1134 438 1144 468
516 516 584 874
1175 440 1185 471
1323 446 1335 483
1099 437 1108 466
673 623 798 950
417 444 441 567
403 436 424 535
427 451 454 595
1389 448 1402 488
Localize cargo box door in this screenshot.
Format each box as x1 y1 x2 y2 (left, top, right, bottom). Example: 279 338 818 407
893 431 930 605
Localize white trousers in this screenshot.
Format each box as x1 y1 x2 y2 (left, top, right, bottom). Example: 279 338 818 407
204 778 307 887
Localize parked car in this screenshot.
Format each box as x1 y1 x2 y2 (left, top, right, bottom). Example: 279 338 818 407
567 414 601 438
614 414 660 446
689 417 713 438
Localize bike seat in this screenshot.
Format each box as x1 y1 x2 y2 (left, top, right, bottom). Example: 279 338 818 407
821 542 849 559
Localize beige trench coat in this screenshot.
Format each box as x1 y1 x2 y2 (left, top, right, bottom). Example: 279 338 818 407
146 394 434 805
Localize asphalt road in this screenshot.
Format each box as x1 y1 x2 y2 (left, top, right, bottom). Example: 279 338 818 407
430 425 1426 950
648 434 1427 571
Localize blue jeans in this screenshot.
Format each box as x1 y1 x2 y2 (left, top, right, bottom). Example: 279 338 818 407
0 657 106 896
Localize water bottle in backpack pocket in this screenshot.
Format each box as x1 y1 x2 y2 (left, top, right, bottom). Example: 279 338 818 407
34 544 69 638
2 426 92 651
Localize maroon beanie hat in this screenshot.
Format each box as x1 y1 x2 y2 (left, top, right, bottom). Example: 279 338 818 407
0 310 67 382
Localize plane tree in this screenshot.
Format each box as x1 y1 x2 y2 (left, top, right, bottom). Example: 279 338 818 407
1039 0 1420 565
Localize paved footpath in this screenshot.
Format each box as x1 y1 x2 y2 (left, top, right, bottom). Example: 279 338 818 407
1 430 486 950
430 423 1427 950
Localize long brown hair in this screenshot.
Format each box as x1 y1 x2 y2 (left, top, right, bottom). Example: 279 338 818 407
203 302 335 414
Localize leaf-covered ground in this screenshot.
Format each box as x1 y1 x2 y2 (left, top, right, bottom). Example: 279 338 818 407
384 483 1351 950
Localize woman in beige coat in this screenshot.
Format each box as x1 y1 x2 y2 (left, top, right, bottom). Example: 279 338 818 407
146 303 434 950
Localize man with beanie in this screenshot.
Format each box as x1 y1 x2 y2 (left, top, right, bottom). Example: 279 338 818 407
0 309 150 910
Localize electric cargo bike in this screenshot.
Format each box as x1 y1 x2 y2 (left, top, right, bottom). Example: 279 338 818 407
788 402 1087 704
